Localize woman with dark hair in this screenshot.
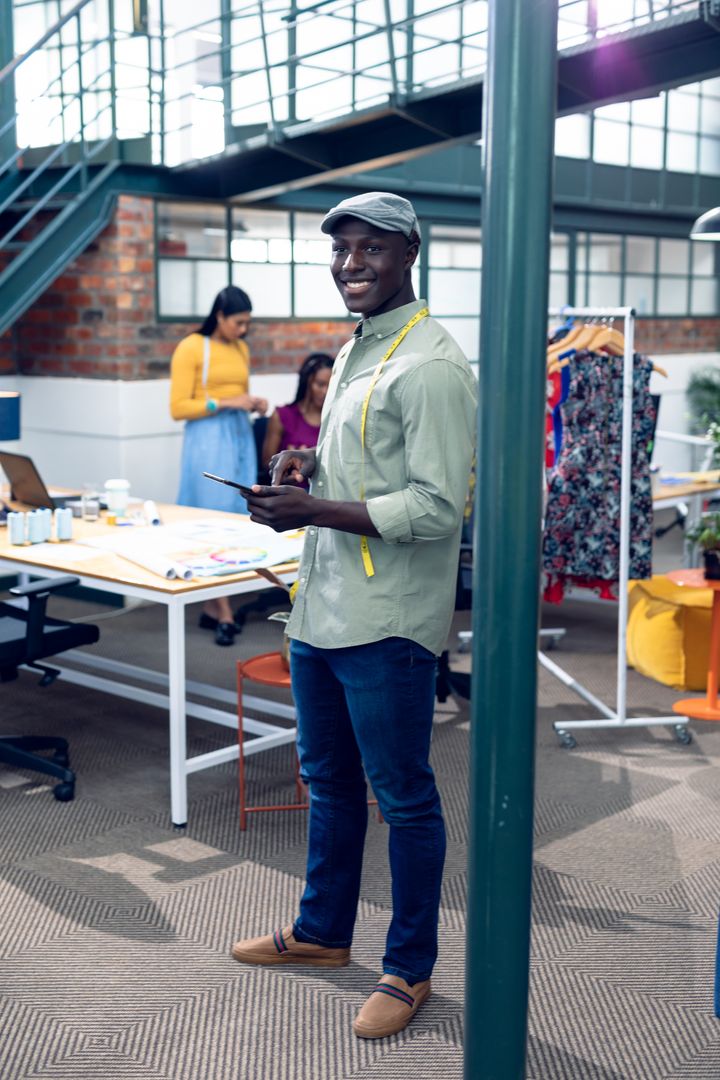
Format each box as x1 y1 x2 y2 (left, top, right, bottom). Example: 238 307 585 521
170 285 268 645
261 352 333 473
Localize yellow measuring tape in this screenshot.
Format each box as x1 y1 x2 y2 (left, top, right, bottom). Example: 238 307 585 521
359 306 429 577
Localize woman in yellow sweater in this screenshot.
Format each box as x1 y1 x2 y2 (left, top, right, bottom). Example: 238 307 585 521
170 285 268 645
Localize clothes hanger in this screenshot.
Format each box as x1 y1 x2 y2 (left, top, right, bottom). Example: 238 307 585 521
546 322 587 361
549 328 669 378
546 321 599 366
589 324 668 377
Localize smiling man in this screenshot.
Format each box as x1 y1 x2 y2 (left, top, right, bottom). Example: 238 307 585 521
232 192 477 1039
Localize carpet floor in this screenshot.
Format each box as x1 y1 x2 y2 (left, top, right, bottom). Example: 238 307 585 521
1 560 720 1078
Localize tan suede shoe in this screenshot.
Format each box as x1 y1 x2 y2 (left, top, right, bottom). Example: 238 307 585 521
353 975 431 1039
231 926 350 968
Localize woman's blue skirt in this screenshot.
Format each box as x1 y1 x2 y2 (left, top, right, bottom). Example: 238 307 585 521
177 409 257 514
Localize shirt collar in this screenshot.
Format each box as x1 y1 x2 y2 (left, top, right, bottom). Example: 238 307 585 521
353 299 428 341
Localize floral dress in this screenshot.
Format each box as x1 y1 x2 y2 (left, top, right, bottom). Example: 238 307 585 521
543 351 655 602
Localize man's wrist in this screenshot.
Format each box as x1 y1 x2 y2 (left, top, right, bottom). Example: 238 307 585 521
308 497 331 527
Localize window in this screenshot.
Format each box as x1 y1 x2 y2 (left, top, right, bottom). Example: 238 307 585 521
572 231 719 317
156 204 718 323
157 201 346 319
551 77 720 177
427 224 481 365
231 209 292 317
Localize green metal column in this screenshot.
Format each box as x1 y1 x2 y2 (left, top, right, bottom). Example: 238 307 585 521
220 0 233 150
465 1 559 1078
0 0 16 169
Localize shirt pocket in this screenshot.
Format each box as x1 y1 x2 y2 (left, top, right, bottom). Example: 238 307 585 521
326 385 367 464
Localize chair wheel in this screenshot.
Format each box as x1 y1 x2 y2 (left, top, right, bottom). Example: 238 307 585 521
557 730 577 750
53 781 75 802
673 724 692 745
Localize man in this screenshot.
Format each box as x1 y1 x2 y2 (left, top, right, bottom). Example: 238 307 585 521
232 192 477 1039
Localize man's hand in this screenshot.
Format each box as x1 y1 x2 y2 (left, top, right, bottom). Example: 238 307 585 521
269 448 317 486
246 485 381 539
245 485 317 532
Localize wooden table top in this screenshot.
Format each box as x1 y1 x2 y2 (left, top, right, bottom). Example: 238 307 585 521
654 471 720 503
0 502 297 596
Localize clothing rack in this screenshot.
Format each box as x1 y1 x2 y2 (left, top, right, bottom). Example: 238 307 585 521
541 306 691 749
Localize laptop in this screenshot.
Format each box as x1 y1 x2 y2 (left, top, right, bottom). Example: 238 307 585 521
0 451 82 509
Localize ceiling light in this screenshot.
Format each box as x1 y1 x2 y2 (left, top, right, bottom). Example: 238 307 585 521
690 207 720 242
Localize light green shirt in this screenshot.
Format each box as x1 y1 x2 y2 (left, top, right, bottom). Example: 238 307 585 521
286 299 477 656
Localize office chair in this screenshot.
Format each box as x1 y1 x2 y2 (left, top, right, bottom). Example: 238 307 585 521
0 575 100 801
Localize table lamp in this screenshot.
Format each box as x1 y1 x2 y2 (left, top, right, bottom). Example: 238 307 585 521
0 391 21 522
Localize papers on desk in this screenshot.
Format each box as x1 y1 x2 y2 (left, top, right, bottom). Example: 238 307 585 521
23 542 106 563
661 470 720 485
80 519 304 581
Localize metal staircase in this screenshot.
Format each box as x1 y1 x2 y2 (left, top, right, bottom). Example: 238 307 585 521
0 0 718 337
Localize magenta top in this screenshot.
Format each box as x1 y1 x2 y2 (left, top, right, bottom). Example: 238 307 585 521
276 403 321 452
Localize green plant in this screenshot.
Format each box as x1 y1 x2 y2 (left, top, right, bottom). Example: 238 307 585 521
686 512 720 552
686 368 720 436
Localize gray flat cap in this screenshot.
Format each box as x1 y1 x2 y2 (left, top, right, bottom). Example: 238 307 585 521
320 191 420 240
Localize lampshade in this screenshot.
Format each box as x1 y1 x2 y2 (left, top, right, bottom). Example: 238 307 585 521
690 207 720 242
0 391 21 440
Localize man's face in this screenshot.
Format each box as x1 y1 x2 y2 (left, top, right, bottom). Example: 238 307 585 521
330 217 418 317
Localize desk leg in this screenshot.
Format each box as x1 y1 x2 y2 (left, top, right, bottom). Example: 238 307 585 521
685 496 701 568
707 591 720 710
168 601 188 827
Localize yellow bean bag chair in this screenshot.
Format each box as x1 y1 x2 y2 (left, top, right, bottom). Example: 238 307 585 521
627 576 712 691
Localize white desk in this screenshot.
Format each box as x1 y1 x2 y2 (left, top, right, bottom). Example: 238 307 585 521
0 503 297 826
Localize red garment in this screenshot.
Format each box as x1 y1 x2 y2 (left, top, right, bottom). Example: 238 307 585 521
543 575 618 604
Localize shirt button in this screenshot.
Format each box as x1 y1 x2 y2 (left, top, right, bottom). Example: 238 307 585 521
340 381 347 388
376 333 383 339
317 480 324 487
301 577 306 584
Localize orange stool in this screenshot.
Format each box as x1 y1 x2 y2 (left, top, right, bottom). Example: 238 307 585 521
236 650 381 830
236 651 306 831
669 569 720 723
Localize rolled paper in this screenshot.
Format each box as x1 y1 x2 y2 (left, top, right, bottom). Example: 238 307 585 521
143 500 161 526
170 562 194 581
115 549 177 579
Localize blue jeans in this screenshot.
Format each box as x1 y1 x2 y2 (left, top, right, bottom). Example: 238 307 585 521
289 636 446 984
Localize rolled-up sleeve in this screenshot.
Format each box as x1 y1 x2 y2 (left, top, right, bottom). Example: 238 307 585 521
366 358 477 544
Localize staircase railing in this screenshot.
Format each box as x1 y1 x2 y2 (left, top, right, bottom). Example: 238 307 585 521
0 0 155 276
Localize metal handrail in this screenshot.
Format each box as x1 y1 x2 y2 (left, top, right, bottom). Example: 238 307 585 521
0 0 97 85
0 0 121 293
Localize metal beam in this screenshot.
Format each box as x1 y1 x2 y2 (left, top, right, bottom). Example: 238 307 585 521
0 0 15 169
172 8 718 201
465 0 558 1077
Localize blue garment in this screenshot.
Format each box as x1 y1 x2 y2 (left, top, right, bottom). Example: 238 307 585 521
290 636 445 983
176 409 256 514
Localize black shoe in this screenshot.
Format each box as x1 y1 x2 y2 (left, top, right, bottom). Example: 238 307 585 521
199 611 245 634
215 622 236 647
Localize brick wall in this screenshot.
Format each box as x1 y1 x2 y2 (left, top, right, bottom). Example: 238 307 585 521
636 318 720 354
3 194 718 378
9 195 352 380
0 330 13 374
